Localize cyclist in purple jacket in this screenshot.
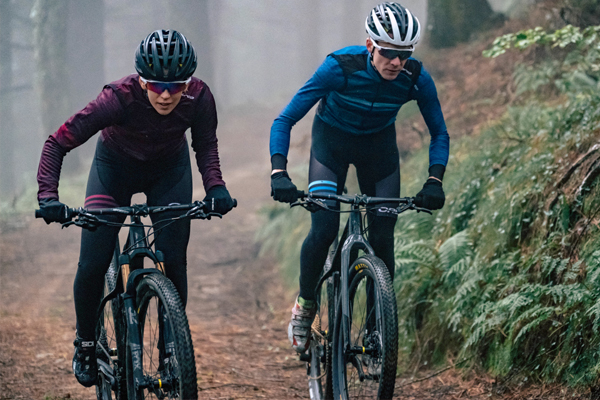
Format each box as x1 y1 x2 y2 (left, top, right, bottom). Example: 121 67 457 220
36 30 235 387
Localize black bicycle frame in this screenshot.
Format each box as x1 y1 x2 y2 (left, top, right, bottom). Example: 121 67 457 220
37 200 217 395
98 213 172 393
313 200 376 363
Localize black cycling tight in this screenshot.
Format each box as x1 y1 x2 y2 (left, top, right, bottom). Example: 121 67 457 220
299 116 400 301
74 139 192 340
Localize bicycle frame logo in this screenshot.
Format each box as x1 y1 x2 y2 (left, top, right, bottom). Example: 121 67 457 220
131 342 142 370
128 307 138 326
377 206 399 215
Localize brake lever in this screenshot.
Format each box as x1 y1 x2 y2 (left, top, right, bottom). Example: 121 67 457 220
415 206 433 215
60 213 98 229
61 221 76 229
188 210 208 219
74 214 102 230
291 198 327 213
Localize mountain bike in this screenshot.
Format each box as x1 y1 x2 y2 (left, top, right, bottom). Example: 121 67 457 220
294 192 430 400
36 201 231 399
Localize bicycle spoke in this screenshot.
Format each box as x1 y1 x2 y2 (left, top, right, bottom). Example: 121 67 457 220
333 256 397 400
345 277 382 398
135 275 197 399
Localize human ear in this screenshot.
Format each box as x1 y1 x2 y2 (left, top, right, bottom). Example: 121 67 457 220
366 37 373 52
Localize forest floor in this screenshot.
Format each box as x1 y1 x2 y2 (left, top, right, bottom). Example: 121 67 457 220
0 14 595 400
0 109 591 400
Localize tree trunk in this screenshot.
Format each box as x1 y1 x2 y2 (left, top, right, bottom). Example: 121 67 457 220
32 0 80 172
67 0 104 111
168 0 214 86
67 0 105 163
297 0 322 81
560 0 600 27
0 0 15 195
428 0 500 48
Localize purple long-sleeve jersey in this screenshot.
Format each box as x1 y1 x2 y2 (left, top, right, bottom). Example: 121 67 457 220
37 74 226 201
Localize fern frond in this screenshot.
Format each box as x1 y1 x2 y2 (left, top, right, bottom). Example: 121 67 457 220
438 230 473 270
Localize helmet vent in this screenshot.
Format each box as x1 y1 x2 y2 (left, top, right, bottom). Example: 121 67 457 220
135 30 197 82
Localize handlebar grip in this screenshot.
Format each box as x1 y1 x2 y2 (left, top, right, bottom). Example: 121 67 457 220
35 209 42 218
297 190 306 199
233 199 238 208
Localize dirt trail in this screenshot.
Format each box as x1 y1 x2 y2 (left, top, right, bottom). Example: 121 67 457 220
0 109 311 400
0 109 588 400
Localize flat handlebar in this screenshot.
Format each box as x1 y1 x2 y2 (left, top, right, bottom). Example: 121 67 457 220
297 190 414 205
295 190 432 214
35 199 238 220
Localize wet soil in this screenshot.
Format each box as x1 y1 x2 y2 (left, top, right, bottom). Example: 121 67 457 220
0 109 590 400
0 13 595 397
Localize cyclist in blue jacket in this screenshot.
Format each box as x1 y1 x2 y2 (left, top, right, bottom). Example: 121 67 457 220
269 2 450 353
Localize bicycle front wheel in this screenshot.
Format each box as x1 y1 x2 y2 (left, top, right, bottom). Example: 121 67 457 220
332 255 398 400
130 273 198 399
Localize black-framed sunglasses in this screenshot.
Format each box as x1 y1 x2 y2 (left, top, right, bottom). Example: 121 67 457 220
370 39 413 61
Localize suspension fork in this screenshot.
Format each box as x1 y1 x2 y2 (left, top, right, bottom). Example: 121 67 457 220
123 292 143 391
120 215 165 288
339 206 375 358
122 268 172 392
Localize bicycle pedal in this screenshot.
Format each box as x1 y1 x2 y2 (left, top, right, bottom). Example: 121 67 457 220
298 353 310 362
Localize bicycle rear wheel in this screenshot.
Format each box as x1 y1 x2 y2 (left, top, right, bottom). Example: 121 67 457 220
130 273 198 399
307 241 338 400
96 246 127 400
332 255 398 400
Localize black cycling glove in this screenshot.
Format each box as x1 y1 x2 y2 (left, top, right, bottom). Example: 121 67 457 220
38 198 71 224
414 179 445 210
203 185 235 215
271 171 298 203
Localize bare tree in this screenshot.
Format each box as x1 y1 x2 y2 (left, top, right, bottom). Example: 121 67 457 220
168 0 214 85
297 0 322 81
32 0 80 171
67 0 105 111
66 0 105 163
559 0 600 27
427 0 503 48
0 0 15 194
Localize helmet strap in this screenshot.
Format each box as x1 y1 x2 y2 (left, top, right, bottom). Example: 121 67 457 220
368 50 385 80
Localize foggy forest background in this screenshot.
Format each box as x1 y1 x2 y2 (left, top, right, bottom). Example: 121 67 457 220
8 0 600 393
0 0 524 203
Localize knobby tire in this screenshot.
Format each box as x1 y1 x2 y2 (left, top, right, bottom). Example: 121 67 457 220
332 255 398 400
130 273 198 399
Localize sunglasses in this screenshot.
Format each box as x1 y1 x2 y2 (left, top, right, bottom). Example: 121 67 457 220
140 77 191 94
370 39 413 61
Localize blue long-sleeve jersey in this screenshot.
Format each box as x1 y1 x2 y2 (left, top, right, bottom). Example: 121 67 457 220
269 46 449 167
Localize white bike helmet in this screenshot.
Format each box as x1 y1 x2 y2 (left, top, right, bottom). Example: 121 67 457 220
365 2 421 50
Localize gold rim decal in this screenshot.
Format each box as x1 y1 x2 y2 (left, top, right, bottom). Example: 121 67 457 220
354 263 368 271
